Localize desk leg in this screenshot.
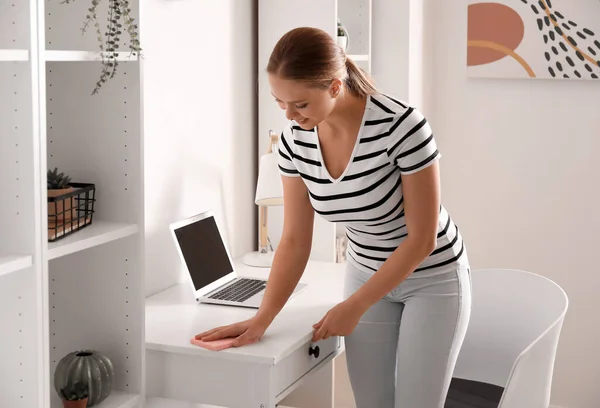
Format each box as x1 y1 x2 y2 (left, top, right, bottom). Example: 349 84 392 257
278 359 334 408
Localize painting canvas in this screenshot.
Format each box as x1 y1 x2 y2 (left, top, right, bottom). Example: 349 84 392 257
467 0 600 79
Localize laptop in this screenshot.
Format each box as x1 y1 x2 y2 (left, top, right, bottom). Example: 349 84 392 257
169 210 307 308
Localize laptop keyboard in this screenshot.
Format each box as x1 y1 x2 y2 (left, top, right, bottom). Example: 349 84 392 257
208 278 266 303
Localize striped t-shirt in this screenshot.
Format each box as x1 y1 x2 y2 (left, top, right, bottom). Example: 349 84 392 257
277 93 468 276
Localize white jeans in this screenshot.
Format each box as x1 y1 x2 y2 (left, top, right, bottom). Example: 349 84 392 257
343 263 472 408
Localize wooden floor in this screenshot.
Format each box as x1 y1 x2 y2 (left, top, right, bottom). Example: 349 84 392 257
445 378 504 408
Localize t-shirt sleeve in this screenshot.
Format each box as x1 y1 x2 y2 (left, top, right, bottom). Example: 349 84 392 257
386 106 441 175
277 125 300 177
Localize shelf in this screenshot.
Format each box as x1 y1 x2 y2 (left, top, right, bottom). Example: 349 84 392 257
0 254 33 277
47 221 139 260
97 392 140 408
0 49 29 61
45 50 139 62
0 49 140 62
146 397 227 408
347 54 369 62
52 392 140 408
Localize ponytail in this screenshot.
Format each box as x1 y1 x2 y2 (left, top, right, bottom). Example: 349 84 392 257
344 57 378 97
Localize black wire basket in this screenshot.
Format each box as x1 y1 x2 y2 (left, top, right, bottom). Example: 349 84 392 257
47 183 96 242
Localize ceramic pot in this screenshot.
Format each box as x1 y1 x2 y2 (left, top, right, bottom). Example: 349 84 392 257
54 350 114 407
48 187 77 222
62 397 88 408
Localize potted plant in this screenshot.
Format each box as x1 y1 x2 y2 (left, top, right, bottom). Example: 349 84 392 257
59 381 89 408
337 18 349 51
47 167 74 194
47 167 76 225
47 168 97 241
60 0 142 94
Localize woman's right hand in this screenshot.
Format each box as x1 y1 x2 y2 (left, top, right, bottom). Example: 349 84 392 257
194 316 270 347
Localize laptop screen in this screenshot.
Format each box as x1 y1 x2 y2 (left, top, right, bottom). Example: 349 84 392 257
172 215 234 291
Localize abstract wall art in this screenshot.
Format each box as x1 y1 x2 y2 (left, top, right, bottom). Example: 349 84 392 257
467 0 600 79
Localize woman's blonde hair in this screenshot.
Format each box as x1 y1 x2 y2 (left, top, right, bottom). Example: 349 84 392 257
267 27 377 97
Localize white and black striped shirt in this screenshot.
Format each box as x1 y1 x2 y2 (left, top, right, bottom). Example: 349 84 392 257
278 93 468 275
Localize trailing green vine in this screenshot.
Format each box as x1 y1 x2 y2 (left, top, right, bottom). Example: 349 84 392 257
61 0 142 95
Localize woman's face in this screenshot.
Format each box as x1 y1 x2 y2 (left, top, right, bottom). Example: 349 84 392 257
268 74 340 130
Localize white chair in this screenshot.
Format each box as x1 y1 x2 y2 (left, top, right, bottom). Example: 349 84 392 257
446 268 569 408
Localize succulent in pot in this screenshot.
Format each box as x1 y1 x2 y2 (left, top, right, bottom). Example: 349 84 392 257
47 167 74 193
47 167 77 226
59 381 89 408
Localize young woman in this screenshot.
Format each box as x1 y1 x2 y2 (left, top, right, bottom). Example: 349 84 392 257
196 27 472 408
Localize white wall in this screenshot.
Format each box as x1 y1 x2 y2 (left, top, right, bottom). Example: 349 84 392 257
425 1 600 407
142 0 257 297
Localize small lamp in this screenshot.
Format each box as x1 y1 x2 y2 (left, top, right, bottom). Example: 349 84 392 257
243 130 283 267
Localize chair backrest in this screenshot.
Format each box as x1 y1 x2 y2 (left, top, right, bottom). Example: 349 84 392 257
453 268 568 405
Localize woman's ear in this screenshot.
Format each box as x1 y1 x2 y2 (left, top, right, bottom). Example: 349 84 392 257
329 78 343 98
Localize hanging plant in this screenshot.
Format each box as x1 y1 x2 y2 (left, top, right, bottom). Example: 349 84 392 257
61 0 142 95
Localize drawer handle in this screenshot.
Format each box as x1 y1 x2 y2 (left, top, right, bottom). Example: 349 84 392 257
309 345 320 359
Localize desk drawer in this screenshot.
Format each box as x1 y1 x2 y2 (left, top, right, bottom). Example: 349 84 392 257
272 336 340 396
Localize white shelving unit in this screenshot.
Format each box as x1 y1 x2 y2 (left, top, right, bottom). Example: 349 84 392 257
47 221 139 261
43 0 145 406
1 0 144 407
347 54 370 62
0 49 29 61
87 392 140 408
45 50 139 62
1 0 44 407
258 0 372 263
0 254 34 277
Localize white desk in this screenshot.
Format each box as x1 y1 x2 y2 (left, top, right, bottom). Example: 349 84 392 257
145 260 347 408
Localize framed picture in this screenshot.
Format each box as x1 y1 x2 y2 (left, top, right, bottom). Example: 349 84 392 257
467 0 600 79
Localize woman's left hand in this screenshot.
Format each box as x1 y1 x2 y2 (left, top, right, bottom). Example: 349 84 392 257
312 299 366 342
